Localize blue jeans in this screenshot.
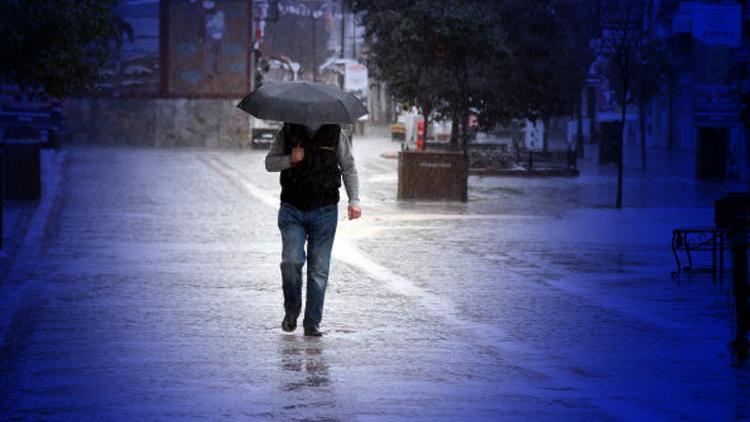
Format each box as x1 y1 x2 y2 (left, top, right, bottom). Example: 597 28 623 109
277 202 338 329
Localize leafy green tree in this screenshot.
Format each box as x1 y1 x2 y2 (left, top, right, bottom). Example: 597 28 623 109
0 0 120 97
429 1 506 154
497 1 596 151
352 0 597 155
353 0 509 152
353 0 453 146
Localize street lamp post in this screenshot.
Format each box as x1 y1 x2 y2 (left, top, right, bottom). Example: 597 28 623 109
312 13 317 82
303 1 326 82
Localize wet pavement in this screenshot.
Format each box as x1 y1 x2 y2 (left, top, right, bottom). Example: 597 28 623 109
1 133 749 420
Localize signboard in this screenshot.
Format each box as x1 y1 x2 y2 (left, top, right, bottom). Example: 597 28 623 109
695 84 735 107
694 109 740 126
524 120 544 150
693 5 742 47
694 84 739 126
344 62 368 92
344 62 367 115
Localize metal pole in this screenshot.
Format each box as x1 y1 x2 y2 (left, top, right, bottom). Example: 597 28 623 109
340 1 345 60
249 0 256 92
339 2 345 90
351 11 356 59
312 14 317 82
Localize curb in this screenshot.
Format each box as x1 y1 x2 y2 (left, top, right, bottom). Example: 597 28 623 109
0 150 68 360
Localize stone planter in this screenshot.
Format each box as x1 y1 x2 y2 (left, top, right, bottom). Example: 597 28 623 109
397 150 468 201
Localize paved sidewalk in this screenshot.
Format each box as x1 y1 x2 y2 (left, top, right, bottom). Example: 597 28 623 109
0 136 748 420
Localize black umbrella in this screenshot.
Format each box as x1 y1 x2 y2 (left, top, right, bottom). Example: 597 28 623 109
237 81 368 128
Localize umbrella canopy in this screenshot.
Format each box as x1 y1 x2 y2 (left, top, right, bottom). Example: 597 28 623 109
237 81 368 128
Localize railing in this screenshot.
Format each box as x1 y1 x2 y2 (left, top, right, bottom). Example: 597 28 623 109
468 143 577 172
520 149 578 171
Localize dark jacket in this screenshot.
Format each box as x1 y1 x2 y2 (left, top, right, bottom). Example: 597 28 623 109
279 123 342 210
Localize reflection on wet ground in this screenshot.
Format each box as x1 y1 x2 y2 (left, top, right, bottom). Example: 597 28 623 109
280 335 330 392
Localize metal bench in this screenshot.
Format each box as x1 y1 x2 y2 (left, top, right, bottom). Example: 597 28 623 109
671 226 729 278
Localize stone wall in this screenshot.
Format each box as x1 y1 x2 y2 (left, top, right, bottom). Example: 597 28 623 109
63 98 250 147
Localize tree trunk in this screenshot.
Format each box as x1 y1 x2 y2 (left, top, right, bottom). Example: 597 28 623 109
420 104 432 151
639 100 647 170
461 109 469 159
667 79 674 150
542 117 550 152
587 86 597 144
450 107 460 151
576 97 584 158
617 90 627 209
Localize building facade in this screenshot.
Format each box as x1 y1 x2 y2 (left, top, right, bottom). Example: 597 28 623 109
657 0 747 181
576 0 748 182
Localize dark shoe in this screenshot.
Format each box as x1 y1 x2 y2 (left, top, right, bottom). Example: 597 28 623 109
281 314 297 332
304 326 324 337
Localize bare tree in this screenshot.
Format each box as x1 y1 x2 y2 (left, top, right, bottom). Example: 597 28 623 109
600 0 664 208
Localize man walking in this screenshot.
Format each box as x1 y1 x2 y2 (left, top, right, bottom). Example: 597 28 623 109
265 123 361 337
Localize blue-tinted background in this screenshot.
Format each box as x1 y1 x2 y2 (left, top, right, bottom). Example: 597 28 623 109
1 0 749 420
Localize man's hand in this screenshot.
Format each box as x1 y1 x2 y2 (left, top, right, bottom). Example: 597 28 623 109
347 205 362 220
290 145 305 165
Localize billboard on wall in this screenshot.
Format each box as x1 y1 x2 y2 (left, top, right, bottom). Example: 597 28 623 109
96 1 161 96
165 0 250 97
94 0 251 98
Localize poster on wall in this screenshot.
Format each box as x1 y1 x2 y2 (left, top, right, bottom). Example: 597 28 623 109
95 0 161 96
165 0 250 97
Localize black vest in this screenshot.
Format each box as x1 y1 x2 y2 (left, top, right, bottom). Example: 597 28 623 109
279 123 342 210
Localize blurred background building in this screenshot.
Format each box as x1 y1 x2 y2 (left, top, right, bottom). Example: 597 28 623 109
586 0 748 182
2 0 748 182
58 0 380 148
